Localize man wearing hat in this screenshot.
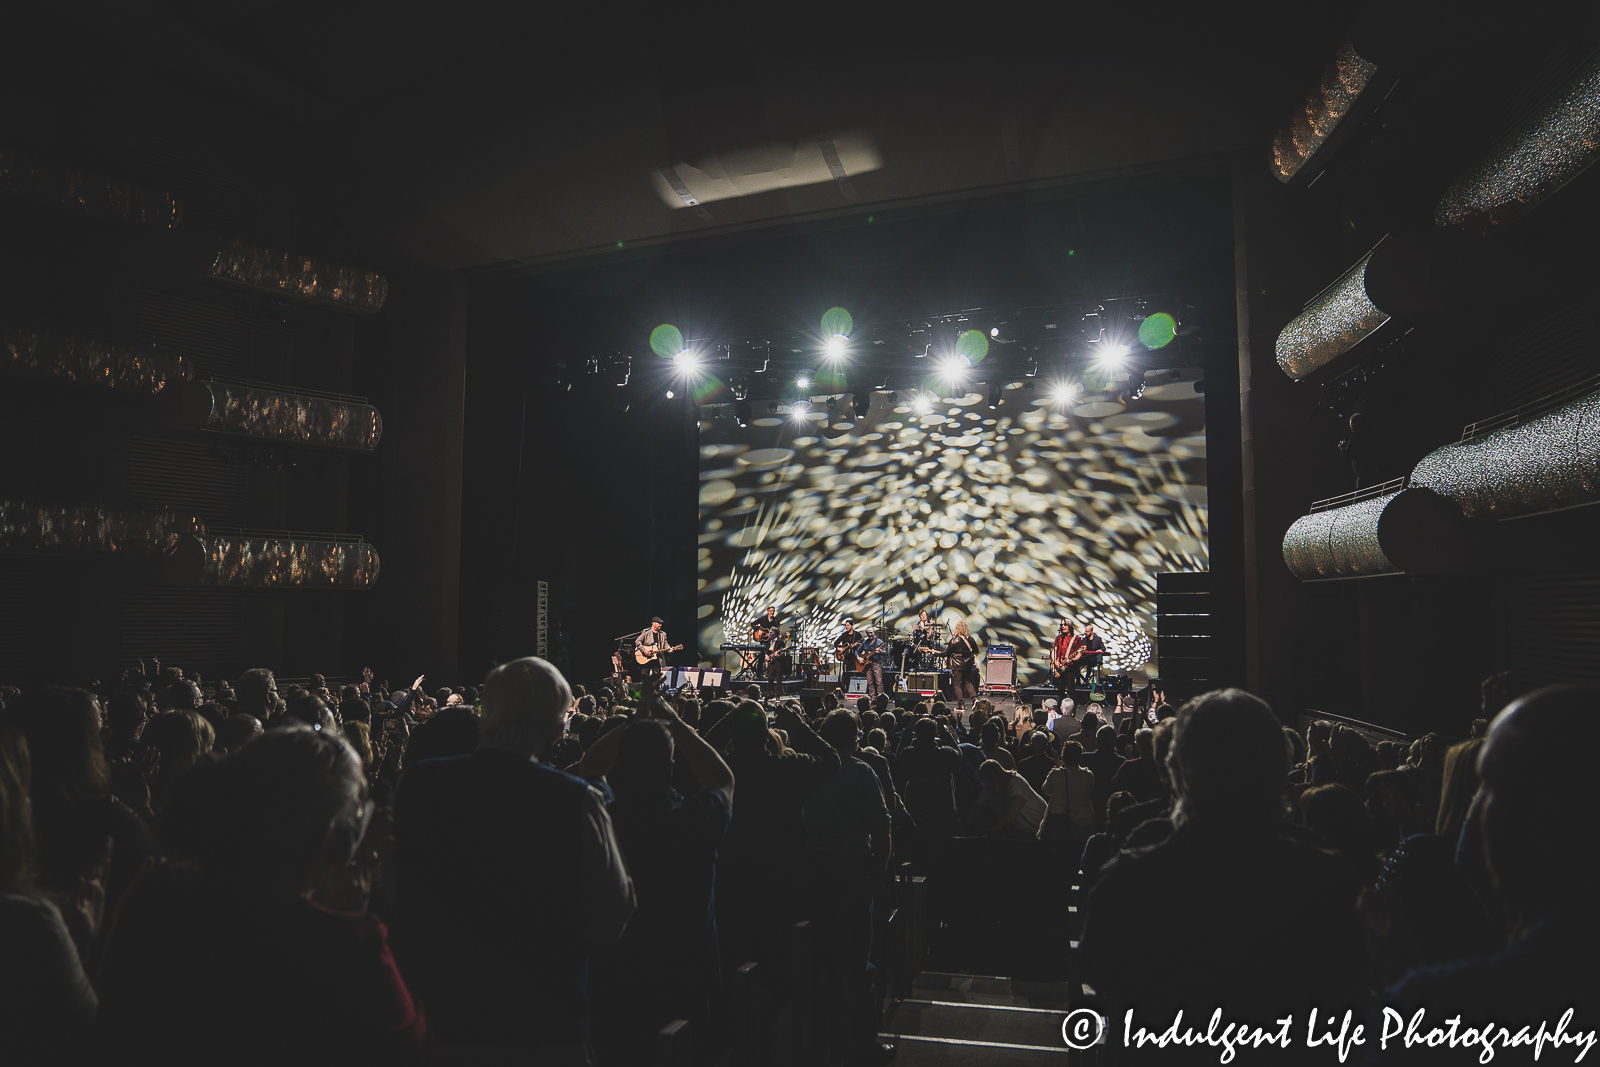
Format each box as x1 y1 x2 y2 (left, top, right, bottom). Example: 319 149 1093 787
634 617 676 680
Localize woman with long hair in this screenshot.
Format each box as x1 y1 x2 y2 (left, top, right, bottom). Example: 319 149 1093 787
947 619 980 709
4 687 159 962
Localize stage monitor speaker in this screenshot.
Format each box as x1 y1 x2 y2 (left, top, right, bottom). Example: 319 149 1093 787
819 673 841 684
698 668 728 689
983 656 1015 687
677 668 702 689
847 675 868 695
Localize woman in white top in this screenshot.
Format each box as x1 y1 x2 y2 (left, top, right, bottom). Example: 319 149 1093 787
1041 740 1096 841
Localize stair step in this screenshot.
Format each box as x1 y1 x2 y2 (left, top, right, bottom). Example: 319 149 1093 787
912 972 1077 1010
886 999 1067 1047
881 1034 1068 1065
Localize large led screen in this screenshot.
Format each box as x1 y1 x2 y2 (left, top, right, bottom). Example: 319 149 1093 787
697 377 1206 685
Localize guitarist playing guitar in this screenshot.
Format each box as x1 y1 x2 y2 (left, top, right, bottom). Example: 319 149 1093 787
634 617 683 678
1050 620 1079 699
854 626 887 700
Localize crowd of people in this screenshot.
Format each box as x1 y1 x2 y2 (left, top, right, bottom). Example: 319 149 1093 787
0 657 1591 1065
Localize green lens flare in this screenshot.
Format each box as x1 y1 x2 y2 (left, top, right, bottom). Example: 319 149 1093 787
1139 312 1177 349
821 307 854 339
956 329 990 364
693 376 727 404
650 324 685 359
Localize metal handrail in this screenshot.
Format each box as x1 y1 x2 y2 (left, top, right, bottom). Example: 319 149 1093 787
1460 372 1600 441
1308 476 1407 514
1299 709 1409 741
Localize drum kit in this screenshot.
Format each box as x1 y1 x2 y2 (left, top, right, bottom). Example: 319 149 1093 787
732 621 823 682
896 621 948 673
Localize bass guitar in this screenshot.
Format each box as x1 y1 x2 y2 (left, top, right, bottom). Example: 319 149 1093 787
635 643 684 665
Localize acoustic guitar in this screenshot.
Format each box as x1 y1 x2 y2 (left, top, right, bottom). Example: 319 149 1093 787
635 643 684 665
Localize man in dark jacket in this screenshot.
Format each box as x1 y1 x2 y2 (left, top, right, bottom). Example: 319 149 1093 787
894 717 964 838
393 657 635 1064
576 695 734 1064
1079 690 1367 1063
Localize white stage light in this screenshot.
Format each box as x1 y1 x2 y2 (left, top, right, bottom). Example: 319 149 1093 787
824 336 847 358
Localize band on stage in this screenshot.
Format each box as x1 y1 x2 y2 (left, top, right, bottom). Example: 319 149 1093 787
617 604 1116 709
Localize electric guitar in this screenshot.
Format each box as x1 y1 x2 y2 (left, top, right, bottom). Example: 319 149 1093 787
1050 638 1083 671
634 643 684 665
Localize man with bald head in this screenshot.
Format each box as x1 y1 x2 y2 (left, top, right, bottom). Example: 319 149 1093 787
394 657 635 1064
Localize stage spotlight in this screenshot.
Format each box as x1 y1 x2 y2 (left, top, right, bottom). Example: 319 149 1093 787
767 401 779 413
912 393 933 415
852 393 871 417
1049 382 1077 406
824 335 847 358
825 396 837 410
665 389 675 399
792 399 812 419
990 327 999 337
1095 344 1128 372
796 374 812 389
672 350 701 372
936 354 970 384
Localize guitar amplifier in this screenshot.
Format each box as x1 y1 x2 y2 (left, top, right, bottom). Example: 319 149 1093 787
982 656 1016 688
904 672 939 693
847 675 869 695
